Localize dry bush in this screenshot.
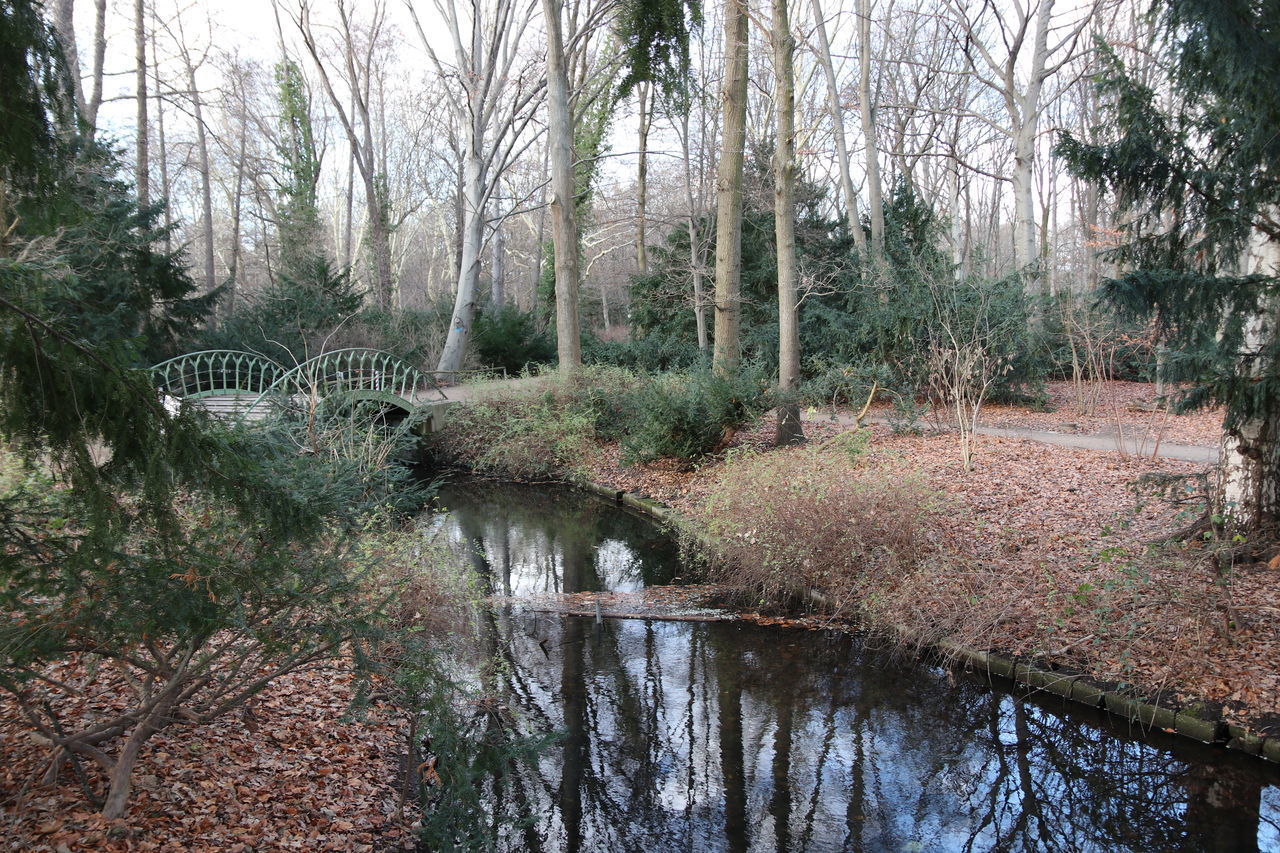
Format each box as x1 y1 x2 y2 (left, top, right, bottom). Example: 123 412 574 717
686 442 986 639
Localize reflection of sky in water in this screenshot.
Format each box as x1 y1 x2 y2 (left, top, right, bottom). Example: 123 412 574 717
427 483 1280 852
429 482 679 595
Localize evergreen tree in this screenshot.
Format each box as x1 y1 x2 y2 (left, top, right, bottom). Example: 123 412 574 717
0 3 398 818
1058 0 1280 529
613 0 701 100
274 57 323 278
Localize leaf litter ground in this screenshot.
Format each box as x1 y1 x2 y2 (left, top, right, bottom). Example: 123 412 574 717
3 380 1275 850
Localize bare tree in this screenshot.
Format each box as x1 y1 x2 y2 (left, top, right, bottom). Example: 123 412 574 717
856 0 884 255
542 0 582 374
166 7 217 295
407 0 544 376
635 81 651 274
947 0 1095 281
808 0 866 251
135 0 150 208
293 0 397 308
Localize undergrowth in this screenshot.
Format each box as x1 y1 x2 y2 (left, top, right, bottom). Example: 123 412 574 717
431 366 772 479
683 442 978 643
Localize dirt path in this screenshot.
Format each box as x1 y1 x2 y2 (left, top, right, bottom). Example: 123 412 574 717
802 409 1218 463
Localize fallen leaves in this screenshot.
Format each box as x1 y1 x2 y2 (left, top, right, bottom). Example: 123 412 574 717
0 664 418 852
571 382 1278 737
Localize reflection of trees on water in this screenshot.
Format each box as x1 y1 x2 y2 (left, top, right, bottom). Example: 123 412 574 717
437 484 1279 852
435 482 680 594
492 617 1277 852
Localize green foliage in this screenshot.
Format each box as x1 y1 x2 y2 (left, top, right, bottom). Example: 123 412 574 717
0 0 73 195
799 360 889 413
394 649 550 851
0 12 432 816
434 366 772 475
624 173 1042 401
856 182 1042 402
435 391 598 482
555 364 645 441
1038 297 1160 383
205 260 450 370
274 58 323 277
583 327 705 372
619 367 773 464
613 0 701 100
204 257 361 362
1057 1 1280 435
472 305 556 374
352 522 548 851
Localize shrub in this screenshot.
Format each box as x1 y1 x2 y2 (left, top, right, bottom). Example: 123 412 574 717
433 391 597 481
686 443 959 621
472 305 556 374
554 364 645 441
202 261 451 373
432 365 775 477
582 329 706 373
620 367 774 464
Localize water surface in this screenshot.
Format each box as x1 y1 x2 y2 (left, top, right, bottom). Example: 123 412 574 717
431 481 1280 852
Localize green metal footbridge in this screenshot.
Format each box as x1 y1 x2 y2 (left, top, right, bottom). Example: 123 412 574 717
150 348 453 431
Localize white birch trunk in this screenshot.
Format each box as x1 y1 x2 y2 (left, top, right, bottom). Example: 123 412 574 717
810 0 866 251
1218 232 1280 529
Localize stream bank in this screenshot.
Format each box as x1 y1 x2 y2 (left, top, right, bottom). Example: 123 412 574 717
426 477 1280 851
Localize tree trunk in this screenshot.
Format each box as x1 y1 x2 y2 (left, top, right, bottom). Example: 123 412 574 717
153 19 170 254
1012 0 1054 276
343 123 355 270
810 0 866 250
227 114 248 314
491 220 506 306
364 170 395 309
1218 236 1280 530
714 0 749 373
774 0 803 445
437 148 486 377
636 82 651 275
857 0 883 256
52 0 86 119
134 0 149 209
183 52 216 295
86 0 107 131
542 0 582 375
678 108 708 351
531 147 549 315
1011 124 1038 272
101 687 180 819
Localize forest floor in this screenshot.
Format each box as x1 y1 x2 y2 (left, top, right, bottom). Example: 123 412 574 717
575 380 1280 740
3 379 1271 850
0 665 418 852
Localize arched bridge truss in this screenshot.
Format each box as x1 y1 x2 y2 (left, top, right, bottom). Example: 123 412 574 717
150 348 446 423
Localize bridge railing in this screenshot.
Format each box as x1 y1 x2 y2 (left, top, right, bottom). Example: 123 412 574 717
241 348 445 421
151 350 286 399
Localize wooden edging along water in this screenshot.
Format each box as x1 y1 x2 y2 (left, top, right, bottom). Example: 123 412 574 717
575 478 1280 766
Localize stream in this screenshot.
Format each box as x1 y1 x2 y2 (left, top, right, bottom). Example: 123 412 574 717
428 480 1280 852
